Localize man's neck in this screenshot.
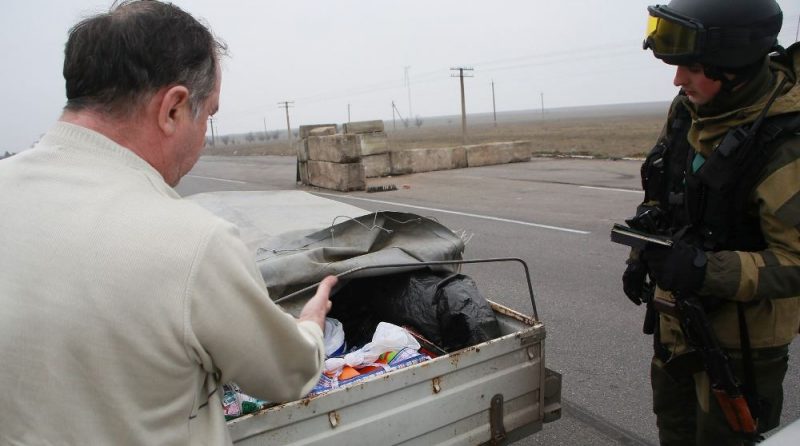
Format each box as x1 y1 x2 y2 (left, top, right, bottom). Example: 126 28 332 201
59 108 168 179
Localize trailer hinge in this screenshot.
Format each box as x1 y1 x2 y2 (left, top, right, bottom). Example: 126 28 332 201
489 394 507 445
328 410 340 428
519 330 543 347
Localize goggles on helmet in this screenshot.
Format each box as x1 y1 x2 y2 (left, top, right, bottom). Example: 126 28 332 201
643 5 706 64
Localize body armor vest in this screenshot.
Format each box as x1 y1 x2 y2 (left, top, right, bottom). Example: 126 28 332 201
641 105 800 252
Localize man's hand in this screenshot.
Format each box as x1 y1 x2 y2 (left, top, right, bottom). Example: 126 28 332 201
642 241 706 294
298 275 338 331
622 258 648 305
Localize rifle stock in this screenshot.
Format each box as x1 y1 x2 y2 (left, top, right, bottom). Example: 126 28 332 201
677 296 758 436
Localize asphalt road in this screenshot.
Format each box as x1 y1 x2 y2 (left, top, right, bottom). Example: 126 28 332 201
177 155 800 445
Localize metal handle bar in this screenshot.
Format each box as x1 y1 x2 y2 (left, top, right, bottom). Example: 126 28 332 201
273 257 538 320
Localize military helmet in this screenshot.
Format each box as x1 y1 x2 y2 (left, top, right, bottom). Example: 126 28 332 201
643 0 783 68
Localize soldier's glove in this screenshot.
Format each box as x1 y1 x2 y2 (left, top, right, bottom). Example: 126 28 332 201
641 241 707 294
622 258 647 305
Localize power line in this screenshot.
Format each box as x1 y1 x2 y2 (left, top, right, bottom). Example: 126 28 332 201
219 43 639 117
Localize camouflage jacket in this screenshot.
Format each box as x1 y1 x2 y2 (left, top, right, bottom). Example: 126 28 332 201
650 44 800 353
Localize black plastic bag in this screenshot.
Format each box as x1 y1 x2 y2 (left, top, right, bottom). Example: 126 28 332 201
330 271 500 352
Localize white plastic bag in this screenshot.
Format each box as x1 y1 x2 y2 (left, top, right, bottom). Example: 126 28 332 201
323 317 346 357
324 322 420 375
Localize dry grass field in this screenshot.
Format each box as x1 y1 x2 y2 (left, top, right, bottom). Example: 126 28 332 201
202 102 669 159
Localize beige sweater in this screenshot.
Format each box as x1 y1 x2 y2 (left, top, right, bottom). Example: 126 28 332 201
0 122 325 445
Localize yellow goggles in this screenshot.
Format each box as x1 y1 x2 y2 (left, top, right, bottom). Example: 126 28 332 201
643 5 704 60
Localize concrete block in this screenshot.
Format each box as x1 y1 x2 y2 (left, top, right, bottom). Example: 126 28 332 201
362 153 392 178
298 161 309 184
390 147 466 174
309 126 337 137
308 134 360 163
307 161 365 191
466 141 531 167
297 139 309 162
357 132 388 156
299 124 338 139
389 151 413 175
451 146 468 169
343 120 384 134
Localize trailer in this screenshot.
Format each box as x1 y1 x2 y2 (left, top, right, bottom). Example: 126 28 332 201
188 190 562 445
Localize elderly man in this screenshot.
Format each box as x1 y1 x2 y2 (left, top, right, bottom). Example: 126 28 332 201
0 1 335 444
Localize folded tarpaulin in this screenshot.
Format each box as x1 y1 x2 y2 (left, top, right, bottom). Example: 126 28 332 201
254 211 466 299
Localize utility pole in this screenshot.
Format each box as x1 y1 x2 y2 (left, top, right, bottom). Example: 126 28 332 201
347 103 351 123
277 101 294 146
392 101 406 129
540 92 545 119
796 13 799 42
450 67 474 145
208 116 216 146
391 101 396 130
491 79 497 128
404 66 413 119
263 117 268 141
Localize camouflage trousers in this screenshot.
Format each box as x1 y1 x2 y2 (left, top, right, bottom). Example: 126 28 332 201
651 345 789 446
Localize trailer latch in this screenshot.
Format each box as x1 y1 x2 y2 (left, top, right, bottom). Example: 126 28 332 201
489 394 507 445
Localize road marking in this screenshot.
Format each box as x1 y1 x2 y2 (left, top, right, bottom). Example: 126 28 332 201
314 192 590 235
580 185 642 194
185 175 249 184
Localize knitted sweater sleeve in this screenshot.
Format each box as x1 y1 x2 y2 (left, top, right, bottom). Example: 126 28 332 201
184 219 325 402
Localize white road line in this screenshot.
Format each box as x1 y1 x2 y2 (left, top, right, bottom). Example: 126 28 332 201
314 192 590 235
580 185 642 194
186 175 249 184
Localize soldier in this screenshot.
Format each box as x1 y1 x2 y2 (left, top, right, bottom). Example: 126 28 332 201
624 0 800 444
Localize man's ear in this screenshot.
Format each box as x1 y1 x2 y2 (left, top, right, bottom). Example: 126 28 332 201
157 85 191 136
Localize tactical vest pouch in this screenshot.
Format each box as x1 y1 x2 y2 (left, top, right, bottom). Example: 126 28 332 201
695 126 751 191
642 142 668 203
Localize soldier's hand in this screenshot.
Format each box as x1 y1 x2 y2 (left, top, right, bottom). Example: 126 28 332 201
622 259 647 305
642 241 706 294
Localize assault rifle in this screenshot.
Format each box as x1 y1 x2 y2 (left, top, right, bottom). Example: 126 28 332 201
611 223 759 438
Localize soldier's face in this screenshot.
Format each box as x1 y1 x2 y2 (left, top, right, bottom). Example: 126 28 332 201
673 64 721 105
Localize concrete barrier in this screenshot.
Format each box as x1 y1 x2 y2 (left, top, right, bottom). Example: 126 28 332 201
297 119 534 191
343 120 384 134
357 133 389 156
307 160 365 191
297 139 309 162
298 161 309 183
465 141 532 167
299 123 337 139
309 126 337 137
362 153 392 178
390 147 467 174
307 134 360 163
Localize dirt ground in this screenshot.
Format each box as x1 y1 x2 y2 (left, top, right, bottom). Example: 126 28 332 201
202 102 668 159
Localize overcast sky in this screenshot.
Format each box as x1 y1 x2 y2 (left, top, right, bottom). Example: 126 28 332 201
1 0 798 152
